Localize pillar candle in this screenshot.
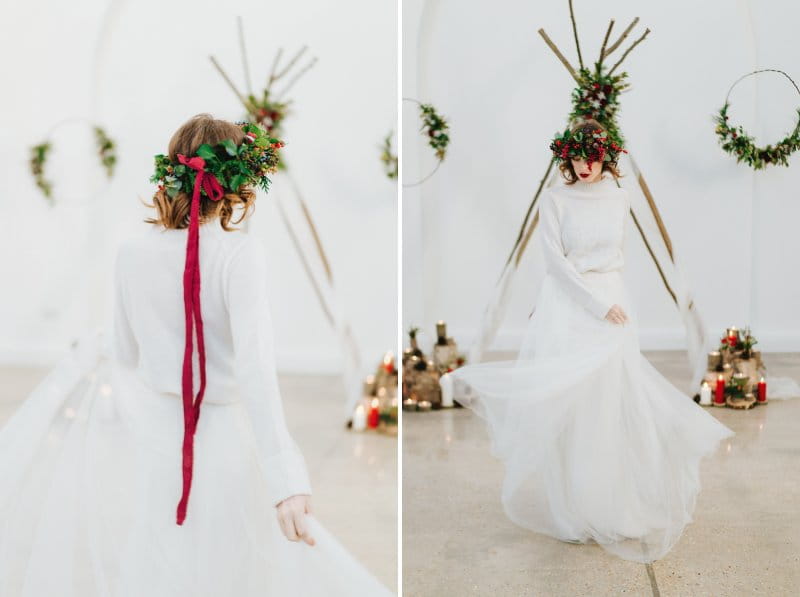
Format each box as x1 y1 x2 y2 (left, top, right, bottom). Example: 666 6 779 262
440 372 454 408
714 374 725 405
699 382 712 406
757 376 767 402
352 404 367 431
367 398 380 428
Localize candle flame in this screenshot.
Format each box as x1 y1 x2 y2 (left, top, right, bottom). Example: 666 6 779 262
371 398 379 408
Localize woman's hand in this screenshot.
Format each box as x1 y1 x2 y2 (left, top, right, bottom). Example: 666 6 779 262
604 304 629 325
276 494 315 546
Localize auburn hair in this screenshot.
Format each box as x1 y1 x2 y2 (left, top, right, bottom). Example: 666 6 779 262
557 118 624 185
143 113 257 230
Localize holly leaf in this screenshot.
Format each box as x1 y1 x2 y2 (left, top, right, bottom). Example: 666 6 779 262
229 174 246 191
221 138 237 156
196 144 215 160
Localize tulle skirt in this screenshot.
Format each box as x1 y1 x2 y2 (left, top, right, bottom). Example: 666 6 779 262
0 335 392 596
449 269 735 563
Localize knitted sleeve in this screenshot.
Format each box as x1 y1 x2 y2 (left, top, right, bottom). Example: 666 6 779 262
224 234 312 505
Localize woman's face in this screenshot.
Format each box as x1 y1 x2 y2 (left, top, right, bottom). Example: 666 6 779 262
570 157 603 183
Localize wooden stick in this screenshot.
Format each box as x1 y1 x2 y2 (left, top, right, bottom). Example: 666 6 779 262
286 171 334 284
274 46 308 83
568 0 584 70
501 157 556 276
603 16 639 58
608 28 650 75
276 57 318 100
266 48 284 93
599 20 615 66
629 207 677 304
514 210 539 268
237 16 252 96
537 28 581 84
209 55 250 110
274 195 336 325
627 153 674 261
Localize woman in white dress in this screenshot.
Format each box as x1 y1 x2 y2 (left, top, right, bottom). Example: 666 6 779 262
449 118 735 564
0 114 392 596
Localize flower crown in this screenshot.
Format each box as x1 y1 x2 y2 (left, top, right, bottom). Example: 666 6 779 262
150 122 284 198
549 124 627 168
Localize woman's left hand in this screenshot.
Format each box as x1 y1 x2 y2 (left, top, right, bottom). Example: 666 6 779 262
276 494 315 546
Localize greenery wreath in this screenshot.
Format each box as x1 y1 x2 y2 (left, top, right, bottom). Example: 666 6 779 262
549 124 627 167
400 98 450 186
380 131 398 180
29 122 117 201
714 69 800 170
149 122 283 197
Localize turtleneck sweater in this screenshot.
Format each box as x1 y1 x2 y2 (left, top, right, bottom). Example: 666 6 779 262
538 174 630 320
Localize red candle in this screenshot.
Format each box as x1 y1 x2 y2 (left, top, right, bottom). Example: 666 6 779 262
714 374 726 405
757 376 767 402
367 398 380 428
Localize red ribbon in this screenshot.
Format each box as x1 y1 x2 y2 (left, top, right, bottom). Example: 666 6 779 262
175 153 224 525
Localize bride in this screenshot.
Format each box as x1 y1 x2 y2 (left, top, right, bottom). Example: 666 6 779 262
449 118 735 564
0 114 392 596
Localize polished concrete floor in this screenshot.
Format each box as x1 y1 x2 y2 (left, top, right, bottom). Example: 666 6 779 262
403 351 800 597
1 365 397 592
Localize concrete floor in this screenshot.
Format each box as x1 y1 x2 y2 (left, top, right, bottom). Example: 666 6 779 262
403 351 800 597
1 366 397 593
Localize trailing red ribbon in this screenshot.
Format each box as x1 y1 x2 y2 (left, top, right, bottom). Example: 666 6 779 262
175 153 224 525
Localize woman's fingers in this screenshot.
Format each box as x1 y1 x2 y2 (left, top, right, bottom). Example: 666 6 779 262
279 508 299 541
293 510 316 546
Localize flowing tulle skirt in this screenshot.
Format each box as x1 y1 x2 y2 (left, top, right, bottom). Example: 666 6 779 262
449 269 735 563
0 334 392 596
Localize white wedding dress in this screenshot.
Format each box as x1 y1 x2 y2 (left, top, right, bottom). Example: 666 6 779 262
449 174 735 564
0 224 392 596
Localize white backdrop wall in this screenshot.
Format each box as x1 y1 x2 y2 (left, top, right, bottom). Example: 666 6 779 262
403 0 800 355
0 0 397 376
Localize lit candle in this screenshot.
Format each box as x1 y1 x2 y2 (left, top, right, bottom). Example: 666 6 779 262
383 352 395 374
757 376 767 403
368 398 380 428
699 381 712 406
728 326 738 346
440 372 454 408
352 404 367 431
714 374 725 405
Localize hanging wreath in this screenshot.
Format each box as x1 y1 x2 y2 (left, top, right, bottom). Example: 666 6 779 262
714 69 800 170
380 130 398 180
28 120 118 202
402 98 450 187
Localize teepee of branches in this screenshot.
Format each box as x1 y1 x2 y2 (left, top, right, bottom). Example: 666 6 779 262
211 18 363 418
469 3 712 394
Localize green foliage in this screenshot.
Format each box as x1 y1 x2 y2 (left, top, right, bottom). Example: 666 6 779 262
380 131 398 180
714 103 800 170
149 122 284 198
419 103 450 161
94 126 117 178
29 142 53 199
549 62 629 166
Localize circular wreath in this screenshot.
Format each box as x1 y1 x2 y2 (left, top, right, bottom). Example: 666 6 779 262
149 122 283 197
29 121 117 202
714 69 800 170
401 98 450 186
